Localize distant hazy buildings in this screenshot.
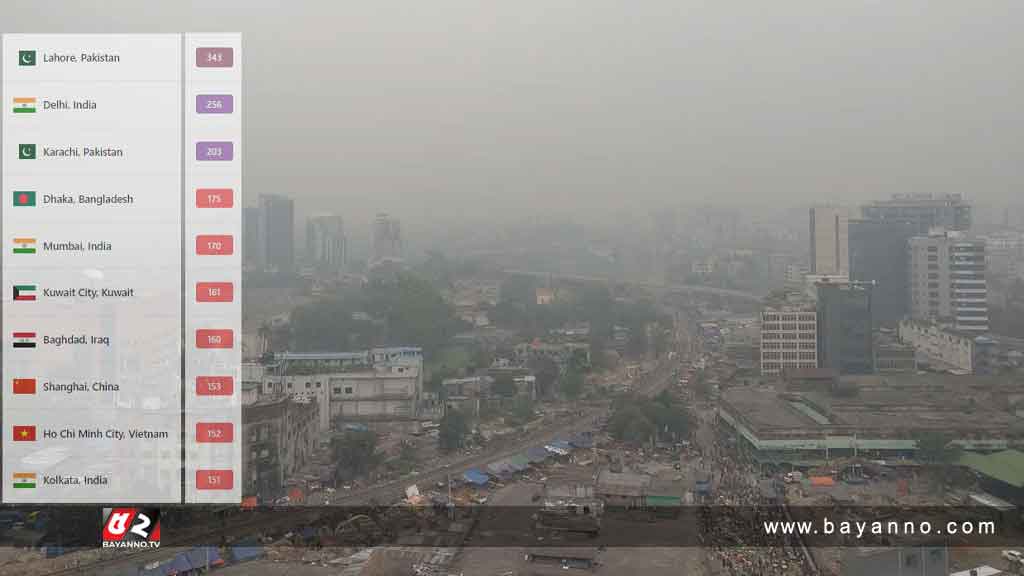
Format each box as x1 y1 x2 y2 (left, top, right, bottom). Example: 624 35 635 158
909 230 988 332
848 219 916 328
305 214 347 276
982 231 1024 279
243 206 261 269
816 280 874 375
372 212 403 263
809 206 852 276
861 193 971 234
256 194 295 273
760 297 818 376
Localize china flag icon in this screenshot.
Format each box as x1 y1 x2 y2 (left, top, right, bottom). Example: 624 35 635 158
13 378 36 394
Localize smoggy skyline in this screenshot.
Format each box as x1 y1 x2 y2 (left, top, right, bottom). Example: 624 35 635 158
3 1 1023 226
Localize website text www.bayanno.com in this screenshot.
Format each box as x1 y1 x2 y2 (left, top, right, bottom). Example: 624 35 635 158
764 517 997 540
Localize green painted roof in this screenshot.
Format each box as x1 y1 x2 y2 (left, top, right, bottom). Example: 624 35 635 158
645 495 681 507
959 449 1024 489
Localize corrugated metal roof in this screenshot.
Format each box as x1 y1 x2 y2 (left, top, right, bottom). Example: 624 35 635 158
959 449 1024 489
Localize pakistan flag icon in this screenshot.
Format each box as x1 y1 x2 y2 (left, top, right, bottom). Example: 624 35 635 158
18 144 36 160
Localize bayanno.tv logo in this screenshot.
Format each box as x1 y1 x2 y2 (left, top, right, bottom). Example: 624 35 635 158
101 508 161 549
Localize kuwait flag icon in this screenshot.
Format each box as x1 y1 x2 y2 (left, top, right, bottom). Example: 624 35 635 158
13 97 36 114
12 473 36 489
13 378 36 394
13 332 36 348
13 425 36 442
13 238 36 254
13 191 35 207
13 285 36 301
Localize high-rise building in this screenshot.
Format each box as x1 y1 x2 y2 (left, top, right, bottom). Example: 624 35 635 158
908 230 988 332
809 206 852 275
305 214 347 275
243 206 261 269
760 298 818 376
861 193 971 234
372 212 402 263
816 280 874 375
848 219 916 328
259 194 295 273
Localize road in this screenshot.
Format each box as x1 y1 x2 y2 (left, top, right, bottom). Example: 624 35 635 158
502 268 763 303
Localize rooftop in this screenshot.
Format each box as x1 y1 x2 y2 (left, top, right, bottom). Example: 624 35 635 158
721 374 1019 441
959 450 1024 489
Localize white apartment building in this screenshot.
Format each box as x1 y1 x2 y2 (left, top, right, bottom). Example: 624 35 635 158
760 301 818 376
909 230 988 332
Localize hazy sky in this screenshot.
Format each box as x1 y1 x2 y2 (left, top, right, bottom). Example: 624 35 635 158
5 1 1023 225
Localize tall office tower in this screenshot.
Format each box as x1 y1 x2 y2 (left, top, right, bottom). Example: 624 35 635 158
306 214 347 275
243 205 261 269
861 193 972 234
848 219 916 328
259 194 295 274
908 230 988 332
809 206 852 275
760 298 818 377
372 212 403 262
816 280 874 375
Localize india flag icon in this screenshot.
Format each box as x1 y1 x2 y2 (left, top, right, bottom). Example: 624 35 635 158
13 97 36 114
13 238 36 254
12 472 36 489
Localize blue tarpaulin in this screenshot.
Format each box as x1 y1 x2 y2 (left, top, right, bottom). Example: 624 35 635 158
183 547 224 569
526 446 550 463
463 469 490 486
229 541 264 563
569 432 594 449
168 554 193 573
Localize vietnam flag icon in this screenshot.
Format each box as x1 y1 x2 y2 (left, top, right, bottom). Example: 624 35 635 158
13 425 36 442
13 378 36 394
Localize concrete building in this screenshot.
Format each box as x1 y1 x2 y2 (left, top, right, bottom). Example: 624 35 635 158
848 219 916 327
839 547 948 576
898 319 975 374
258 194 295 273
809 206 853 275
242 396 319 501
372 212 403 263
861 193 971 234
262 348 423 432
983 231 1024 279
760 298 819 376
305 213 347 276
909 230 988 332
242 205 261 269
874 341 917 373
718 375 1017 465
816 281 874 375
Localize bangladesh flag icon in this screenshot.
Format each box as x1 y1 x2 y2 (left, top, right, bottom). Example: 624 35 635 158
13 191 35 207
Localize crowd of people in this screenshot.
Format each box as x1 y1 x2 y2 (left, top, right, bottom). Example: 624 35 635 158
692 414 817 576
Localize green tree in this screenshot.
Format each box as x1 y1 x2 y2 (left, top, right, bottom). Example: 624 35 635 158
915 432 961 465
393 441 418 475
333 430 381 481
439 407 470 452
492 375 518 397
609 405 656 444
560 366 584 399
529 356 560 398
